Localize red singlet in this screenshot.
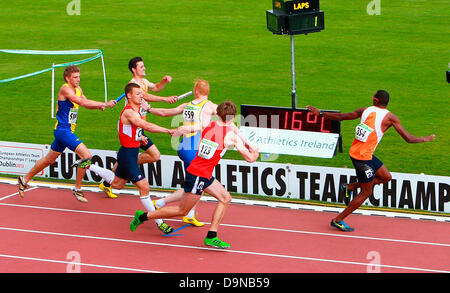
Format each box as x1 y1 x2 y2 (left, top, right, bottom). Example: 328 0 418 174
187 121 232 179
118 105 143 148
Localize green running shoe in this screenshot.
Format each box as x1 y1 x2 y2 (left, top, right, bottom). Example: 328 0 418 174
71 158 92 169
157 222 174 234
204 237 230 249
130 210 145 231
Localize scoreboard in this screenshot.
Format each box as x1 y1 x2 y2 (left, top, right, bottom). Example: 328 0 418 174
241 105 343 154
241 105 340 134
273 0 319 13
262 2 334 157
266 0 324 35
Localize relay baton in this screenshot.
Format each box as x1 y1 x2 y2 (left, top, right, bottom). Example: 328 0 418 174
115 92 126 103
177 91 193 101
115 90 191 104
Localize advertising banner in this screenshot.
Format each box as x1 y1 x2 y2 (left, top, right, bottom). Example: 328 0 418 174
1 141 449 213
0 141 48 176
240 126 339 158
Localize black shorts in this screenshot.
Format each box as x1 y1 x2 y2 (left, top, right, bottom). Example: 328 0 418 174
115 147 145 183
184 171 215 195
140 132 154 151
350 155 383 183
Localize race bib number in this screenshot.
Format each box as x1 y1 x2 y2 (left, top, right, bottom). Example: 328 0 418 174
68 108 78 124
183 106 199 123
355 123 374 142
139 107 147 117
135 127 143 141
198 138 218 160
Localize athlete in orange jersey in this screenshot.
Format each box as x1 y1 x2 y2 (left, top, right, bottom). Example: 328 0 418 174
307 90 435 231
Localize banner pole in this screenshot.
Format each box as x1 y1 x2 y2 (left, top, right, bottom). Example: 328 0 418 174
51 63 55 119
100 53 108 102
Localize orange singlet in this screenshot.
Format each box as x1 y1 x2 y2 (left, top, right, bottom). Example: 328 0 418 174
349 106 390 161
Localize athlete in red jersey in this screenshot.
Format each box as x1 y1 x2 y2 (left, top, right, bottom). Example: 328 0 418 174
99 57 186 200
73 83 178 234
307 90 435 231
130 100 259 248
186 120 232 179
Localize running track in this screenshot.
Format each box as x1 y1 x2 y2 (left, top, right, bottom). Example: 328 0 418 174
0 180 449 274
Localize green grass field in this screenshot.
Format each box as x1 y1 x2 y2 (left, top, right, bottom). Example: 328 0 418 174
0 0 449 176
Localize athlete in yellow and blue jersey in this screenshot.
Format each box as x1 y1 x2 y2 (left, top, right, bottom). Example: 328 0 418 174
154 79 217 227
18 65 116 202
52 83 82 152
177 98 211 166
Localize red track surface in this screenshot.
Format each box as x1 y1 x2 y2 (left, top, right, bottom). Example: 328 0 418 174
0 182 449 273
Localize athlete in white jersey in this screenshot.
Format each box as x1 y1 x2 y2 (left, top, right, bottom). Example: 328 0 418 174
307 90 435 231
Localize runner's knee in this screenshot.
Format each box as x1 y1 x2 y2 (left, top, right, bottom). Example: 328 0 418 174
43 154 58 165
220 192 232 205
138 184 150 195
149 150 160 162
382 173 392 183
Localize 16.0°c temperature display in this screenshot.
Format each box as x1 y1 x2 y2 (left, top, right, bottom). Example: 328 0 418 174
240 105 340 134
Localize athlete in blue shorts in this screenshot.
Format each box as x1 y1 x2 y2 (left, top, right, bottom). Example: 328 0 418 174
98 56 185 199
18 65 116 202
73 83 178 234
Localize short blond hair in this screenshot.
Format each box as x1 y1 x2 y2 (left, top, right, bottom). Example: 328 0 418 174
63 65 80 82
194 78 209 97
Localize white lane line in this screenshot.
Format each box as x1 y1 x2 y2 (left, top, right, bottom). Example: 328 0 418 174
0 202 449 248
0 226 448 273
221 222 450 248
0 253 165 273
0 202 131 218
0 187 39 201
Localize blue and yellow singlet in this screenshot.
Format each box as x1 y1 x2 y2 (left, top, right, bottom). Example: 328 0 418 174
182 99 209 138
54 83 80 133
177 99 209 167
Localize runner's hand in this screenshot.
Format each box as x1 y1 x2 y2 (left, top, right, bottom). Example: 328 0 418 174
423 134 436 142
168 128 180 136
140 136 149 146
165 96 178 104
163 75 172 83
306 105 320 116
106 100 117 108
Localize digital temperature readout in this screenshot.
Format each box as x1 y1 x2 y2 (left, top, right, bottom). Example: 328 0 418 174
240 105 340 134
